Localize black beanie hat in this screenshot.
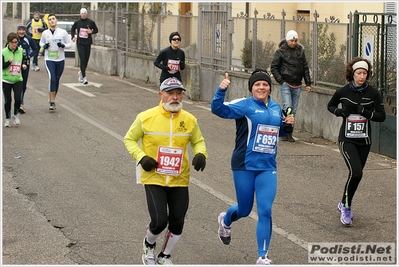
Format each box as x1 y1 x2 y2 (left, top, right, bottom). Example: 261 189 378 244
248 69 272 92
169 31 181 43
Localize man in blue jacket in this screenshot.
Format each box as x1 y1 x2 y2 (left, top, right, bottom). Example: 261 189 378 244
16 24 38 113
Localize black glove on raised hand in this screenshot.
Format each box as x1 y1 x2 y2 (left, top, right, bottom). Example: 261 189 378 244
57 42 65 48
335 106 350 117
139 156 158 172
192 153 206 172
42 43 50 49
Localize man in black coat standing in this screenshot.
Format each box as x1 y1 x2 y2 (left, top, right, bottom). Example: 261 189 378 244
271 30 312 142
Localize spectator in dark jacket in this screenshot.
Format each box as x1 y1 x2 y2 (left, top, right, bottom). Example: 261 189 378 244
270 30 312 142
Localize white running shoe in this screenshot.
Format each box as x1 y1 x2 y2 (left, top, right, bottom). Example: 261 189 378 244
156 255 173 265
142 238 156 265
218 212 231 245
4 119 11 127
256 255 271 265
34 65 40 71
13 115 20 125
82 77 88 84
78 71 83 83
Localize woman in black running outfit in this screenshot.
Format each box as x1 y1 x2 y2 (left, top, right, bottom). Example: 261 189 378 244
154 31 185 84
327 57 386 226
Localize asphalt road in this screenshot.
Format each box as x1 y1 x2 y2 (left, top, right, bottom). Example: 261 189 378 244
2 57 397 266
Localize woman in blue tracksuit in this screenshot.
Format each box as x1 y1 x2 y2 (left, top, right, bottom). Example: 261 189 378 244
211 70 294 265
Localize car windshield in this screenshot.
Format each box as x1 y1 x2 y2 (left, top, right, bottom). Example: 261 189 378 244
58 23 72 33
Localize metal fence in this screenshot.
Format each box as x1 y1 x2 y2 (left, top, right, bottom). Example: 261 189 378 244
88 7 355 88
4 3 395 94
88 5 396 112
353 11 397 115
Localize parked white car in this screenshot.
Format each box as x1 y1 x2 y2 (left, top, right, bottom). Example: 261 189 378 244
57 21 76 57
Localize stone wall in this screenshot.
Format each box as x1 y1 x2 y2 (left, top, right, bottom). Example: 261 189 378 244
86 45 342 143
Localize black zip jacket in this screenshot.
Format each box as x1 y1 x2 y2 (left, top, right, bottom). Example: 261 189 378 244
271 39 311 86
154 46 185 83
327 84 386 145
71 18 98 45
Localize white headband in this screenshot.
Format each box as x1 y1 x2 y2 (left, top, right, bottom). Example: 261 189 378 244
352 61 368 71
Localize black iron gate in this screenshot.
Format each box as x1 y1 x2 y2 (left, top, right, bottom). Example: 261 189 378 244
353 11 397 159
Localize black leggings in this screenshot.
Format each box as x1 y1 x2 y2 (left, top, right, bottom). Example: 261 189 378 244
21 68 30 104
339 141 371 207
77 44 91 78
144 185 189 235
32 39 40 65
3 81 23 119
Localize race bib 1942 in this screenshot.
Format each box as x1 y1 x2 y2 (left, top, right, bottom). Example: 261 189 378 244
155 146 183 176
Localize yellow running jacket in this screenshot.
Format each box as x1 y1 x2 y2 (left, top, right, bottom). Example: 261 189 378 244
124 101 208 187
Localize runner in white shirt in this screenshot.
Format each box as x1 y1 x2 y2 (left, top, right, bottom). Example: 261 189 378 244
39 13 72 111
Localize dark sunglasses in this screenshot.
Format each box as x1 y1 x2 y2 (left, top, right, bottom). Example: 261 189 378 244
171 38 181 41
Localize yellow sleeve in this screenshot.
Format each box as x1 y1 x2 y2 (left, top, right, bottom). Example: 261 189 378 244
190 123 208 158
124 117 147 162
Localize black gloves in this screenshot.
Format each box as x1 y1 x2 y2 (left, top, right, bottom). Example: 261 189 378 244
357 105 363 114
140 154 207 172
139 156 158 172
42 43 50 49
282 107 294 133
57 42 65 48
357 105 371 118
192 153 206 172
335 107 350 117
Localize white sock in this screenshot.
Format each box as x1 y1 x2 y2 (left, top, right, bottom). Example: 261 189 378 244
146 225 160 245
161 230 181 255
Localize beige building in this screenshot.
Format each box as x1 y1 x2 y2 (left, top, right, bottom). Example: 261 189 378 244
157 2 389 23
7 2 394 23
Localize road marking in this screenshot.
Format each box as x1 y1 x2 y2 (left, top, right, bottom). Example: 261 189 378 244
60 104 124 142
189 177 309 252
32 78 393 263
63 82 103 97
61 101 312 254
56 91 312 258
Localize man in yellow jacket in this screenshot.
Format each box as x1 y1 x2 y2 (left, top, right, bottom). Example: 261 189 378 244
26 11 48 71
124 77 208 265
